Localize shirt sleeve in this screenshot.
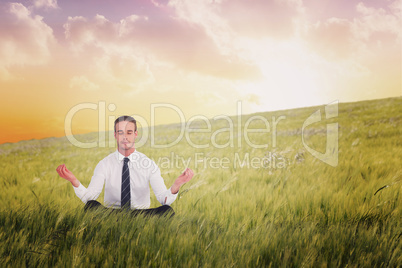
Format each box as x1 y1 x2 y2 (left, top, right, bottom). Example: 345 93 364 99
149 163 178 206
73 161 106 204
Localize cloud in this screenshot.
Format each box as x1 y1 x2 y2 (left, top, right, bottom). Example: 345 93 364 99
93 54 155 92
307 18 357 59
355 1 401 43
170 0 304 39
64 15 155 92
69 75 100 91
63 4 261 83
168 0 307 73
33 0 58 10
389 0 402 16
120 13 260 79
306 1 401 60
216 0 304 39
0 2 55 80
64 15 119 52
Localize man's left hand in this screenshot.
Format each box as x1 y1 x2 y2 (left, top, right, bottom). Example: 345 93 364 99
171 168 194 194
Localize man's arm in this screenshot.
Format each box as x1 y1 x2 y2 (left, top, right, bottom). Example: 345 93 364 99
56 164 80 187
149 167 194 206
170 168 194 194
56 164 104 203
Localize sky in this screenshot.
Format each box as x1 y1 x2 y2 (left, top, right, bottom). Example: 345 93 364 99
0 0 401 144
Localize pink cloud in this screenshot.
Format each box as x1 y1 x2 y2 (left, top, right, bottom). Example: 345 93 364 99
33 0 59 10
217 0 304 39
64 15 119 50
64 3 261 81
307 18 356 59
0 2 56 80
355 1 401 42
306 1 401 60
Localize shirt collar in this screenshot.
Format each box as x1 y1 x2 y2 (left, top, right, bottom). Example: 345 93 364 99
116 150 138 162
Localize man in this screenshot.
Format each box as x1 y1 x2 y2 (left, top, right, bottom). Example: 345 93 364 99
56 115 194 216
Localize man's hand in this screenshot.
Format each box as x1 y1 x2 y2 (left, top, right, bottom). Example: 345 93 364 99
171 168 194 194
56 164 80 187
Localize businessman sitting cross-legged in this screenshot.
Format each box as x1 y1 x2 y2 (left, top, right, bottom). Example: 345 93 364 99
56 115 194 217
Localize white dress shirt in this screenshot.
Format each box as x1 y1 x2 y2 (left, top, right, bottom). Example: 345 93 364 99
73 150 178 209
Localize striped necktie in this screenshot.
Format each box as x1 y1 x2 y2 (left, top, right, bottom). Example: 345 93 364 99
121 157 131 209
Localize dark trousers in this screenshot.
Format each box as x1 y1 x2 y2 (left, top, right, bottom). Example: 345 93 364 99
84 200 175 218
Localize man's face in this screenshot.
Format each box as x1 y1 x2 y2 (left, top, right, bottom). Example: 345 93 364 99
114 121 137 150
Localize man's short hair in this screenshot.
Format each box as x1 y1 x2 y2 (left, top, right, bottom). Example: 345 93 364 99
114 116 137 132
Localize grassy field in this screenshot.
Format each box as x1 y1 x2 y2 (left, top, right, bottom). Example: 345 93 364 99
0 97 401 267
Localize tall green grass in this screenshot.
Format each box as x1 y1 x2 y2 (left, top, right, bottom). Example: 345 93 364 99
0 97 401 267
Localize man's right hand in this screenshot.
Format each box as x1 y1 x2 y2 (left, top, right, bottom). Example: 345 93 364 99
56 164 80 187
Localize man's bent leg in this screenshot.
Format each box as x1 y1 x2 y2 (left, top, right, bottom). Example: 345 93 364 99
84 201 174 218
84 200 105 211
131 205 175 218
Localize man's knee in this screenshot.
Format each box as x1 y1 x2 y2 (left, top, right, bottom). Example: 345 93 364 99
158 205 175 217
131 205 175 218
84 200 103 211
